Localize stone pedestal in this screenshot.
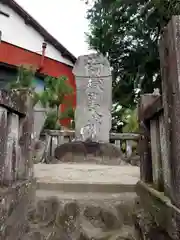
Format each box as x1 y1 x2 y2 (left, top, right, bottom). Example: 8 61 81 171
54 54 123 165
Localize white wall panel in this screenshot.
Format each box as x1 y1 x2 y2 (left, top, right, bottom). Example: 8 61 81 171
0 3 74 66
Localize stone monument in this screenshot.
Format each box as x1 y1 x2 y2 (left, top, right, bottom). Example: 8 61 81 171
54 54 123 165
73 54 112 143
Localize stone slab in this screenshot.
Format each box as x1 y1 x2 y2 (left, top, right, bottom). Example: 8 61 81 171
36 190 137 201
34 163 140 193
36 181 137 193
73 54 112 142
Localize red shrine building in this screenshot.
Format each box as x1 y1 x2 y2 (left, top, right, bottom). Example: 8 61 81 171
0 0 77 126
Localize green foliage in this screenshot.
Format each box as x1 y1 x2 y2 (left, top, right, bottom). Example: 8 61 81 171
43 111 61 130
39 76 73 109
40 75 73 130
8 65 48 107
9 65 74 130
60 107 75 120
8 65 36 89
8 65 40 106
59 107 75 129
44 106 75 131
122 108 138 133
85 0 180 129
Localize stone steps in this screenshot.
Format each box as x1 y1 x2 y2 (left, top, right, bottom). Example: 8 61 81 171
27 163 140 239
36 181 136 193
26 191 140 240
34 163 140 193
36 190 137 201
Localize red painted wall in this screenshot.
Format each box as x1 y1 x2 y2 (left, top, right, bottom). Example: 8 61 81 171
0 41 76 127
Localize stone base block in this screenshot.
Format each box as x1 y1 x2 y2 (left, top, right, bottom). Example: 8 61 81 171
54 141 124 165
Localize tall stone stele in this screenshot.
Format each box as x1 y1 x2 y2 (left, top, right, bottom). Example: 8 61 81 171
73 53 112 143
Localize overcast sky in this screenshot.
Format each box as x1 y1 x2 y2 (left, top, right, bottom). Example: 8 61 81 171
15 0 92 57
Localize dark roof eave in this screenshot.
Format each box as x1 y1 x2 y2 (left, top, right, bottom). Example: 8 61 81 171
1 0 77 64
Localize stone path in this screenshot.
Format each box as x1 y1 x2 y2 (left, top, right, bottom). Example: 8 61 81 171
26 164 141 239
35 163 140 193
28 190 140 240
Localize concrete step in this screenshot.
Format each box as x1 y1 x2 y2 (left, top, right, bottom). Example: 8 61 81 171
36 189 137 202
27 191 140 240
34 163 140 193
36 181 137 193
28 163 140 239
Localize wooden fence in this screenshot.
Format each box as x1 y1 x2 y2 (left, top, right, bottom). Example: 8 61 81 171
0 89 35 240
39 130 140 165
136 16 180 240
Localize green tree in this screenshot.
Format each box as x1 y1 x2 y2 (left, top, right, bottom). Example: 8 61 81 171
39 75 73 130
85 0 180 128
9 65 73 130
8 64 40 105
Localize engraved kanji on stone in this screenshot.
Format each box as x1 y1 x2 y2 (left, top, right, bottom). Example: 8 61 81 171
73 53 112 142
86 92 99 110
87 78 104 91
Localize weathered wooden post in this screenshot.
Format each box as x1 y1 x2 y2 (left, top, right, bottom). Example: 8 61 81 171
159 25 172 199
138 94 153 183
0 89 35 239
134 16 180 239
159 16 180 206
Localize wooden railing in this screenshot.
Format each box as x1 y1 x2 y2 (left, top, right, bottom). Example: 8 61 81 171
136 15 180 240
137 93 178 238
110 132 140 165
0 89 35 239
39 130 140 165
138 94 165 189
